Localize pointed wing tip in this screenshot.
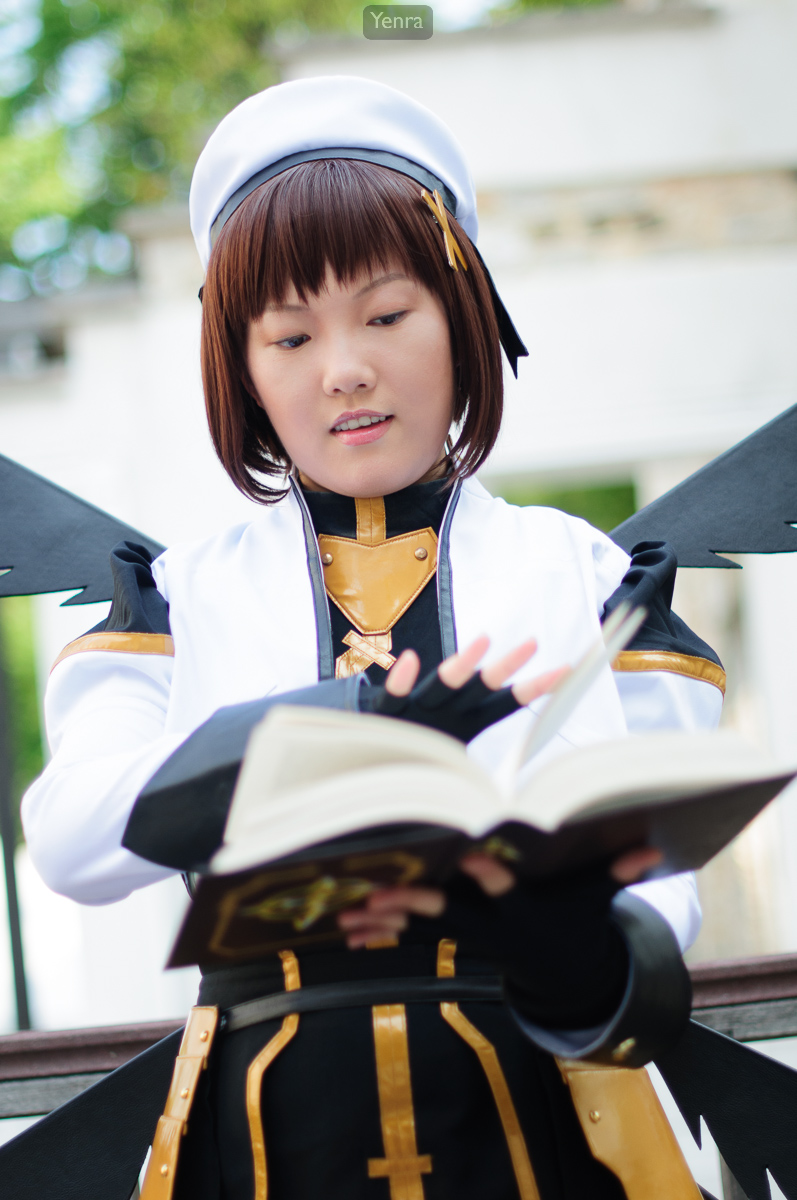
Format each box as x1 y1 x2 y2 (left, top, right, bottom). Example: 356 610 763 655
60 588 98 607
609 530 743 569
0 578 112 605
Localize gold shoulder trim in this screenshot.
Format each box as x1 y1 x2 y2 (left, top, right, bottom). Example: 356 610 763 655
52 631 175 672
613 650 726 696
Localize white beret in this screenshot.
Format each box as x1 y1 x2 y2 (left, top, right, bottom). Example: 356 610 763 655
189 75 478 271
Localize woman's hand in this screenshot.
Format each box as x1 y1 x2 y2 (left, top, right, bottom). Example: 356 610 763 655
338 845 663 948
360 634 568 743
339 844 663 1030
346 635 665 1026
385 634 567 707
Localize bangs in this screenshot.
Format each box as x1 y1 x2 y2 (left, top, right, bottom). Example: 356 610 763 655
222 159 433 317
201 159 504 502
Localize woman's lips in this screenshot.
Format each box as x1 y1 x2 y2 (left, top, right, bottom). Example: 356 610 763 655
331 415 393 446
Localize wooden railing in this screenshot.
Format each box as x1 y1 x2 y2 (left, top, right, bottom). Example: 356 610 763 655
0 1018 181 1120
2 957 797 1199
2 956 797 1120
690 952 797 1040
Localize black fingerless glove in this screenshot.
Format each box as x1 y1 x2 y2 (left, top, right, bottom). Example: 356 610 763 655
408 863 629 1029
359 669 520 743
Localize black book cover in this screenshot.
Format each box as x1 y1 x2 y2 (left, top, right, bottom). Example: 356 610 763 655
169 773 789 968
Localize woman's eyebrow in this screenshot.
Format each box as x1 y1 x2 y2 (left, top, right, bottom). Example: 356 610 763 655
263 300 309 313
262 272 410 313
356 272 410 297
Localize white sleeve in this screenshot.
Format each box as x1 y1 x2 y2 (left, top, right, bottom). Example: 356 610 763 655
626 871 702 952
614 668 724 735
21 647 187 905
587 519 726 952
616 663 724 952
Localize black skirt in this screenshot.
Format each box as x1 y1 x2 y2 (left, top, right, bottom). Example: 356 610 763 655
173 944 626 1200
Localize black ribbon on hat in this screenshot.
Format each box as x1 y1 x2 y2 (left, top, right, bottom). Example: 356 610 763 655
202 146 529 377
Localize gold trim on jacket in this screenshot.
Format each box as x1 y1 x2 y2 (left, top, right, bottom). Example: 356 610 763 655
613 649 726 695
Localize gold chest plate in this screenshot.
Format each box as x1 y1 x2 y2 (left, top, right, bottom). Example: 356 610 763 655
318 528 438 636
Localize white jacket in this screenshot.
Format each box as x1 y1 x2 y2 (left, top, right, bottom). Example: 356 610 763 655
22 478 724 951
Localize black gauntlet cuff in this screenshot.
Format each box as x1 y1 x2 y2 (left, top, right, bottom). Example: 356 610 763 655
507 892 691 1068
122 675 365 870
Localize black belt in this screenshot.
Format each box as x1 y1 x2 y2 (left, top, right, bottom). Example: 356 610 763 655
221 975 504 1034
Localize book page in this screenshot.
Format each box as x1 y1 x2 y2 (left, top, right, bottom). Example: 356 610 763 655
515 731 788 831
213 761 499 875
224 705 490 844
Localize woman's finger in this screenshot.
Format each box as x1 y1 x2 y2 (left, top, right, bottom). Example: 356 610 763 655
480 640 538 690
459 852 516 896
384 649 421 697
610 846 663 884
512 666 570 707
338 908 408 933
337 883 446 948
346 928 403 950
437 636 490 689
365 885 446 918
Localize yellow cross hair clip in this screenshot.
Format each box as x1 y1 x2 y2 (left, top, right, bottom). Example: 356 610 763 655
421 188 468 272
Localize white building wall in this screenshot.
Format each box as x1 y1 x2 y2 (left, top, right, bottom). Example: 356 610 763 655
285 1 797 187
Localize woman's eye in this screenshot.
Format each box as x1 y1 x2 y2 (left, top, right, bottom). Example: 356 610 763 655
276 334 309 349
370 310 406 327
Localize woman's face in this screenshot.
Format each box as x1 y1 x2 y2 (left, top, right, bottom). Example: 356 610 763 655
245 264 455 496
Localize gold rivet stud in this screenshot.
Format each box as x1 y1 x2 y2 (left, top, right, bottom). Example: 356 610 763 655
321 552 333 566
160 1164 169 1176
589 1110 601 1123
414 547 428 561
612 1036 636 1062
180 1087 189 1099
199 1030 209 1042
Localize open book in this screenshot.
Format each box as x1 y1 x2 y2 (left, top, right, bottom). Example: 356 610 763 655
169 705 794 967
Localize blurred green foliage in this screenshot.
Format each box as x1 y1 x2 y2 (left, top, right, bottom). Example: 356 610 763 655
490 481 636 533
495 0 610 13
0 597 43 844
0 0 613 295
0 0 359 288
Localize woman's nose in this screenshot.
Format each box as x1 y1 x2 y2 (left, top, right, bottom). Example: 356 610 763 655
322 340 377 396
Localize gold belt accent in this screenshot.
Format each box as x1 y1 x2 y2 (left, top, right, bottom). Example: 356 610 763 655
436 940 542 1200
368 1003 433 1199
139 1006 219 1200
247 950 302 1200
557 1059 703 1198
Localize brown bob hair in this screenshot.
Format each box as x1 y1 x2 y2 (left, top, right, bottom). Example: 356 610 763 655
200 158 504 502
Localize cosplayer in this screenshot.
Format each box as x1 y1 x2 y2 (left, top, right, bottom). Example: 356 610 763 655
20 78 727 1199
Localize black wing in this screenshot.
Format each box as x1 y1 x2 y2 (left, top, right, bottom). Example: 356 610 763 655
657 1018 797 1200
0 454 164 605
611 404 797 568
